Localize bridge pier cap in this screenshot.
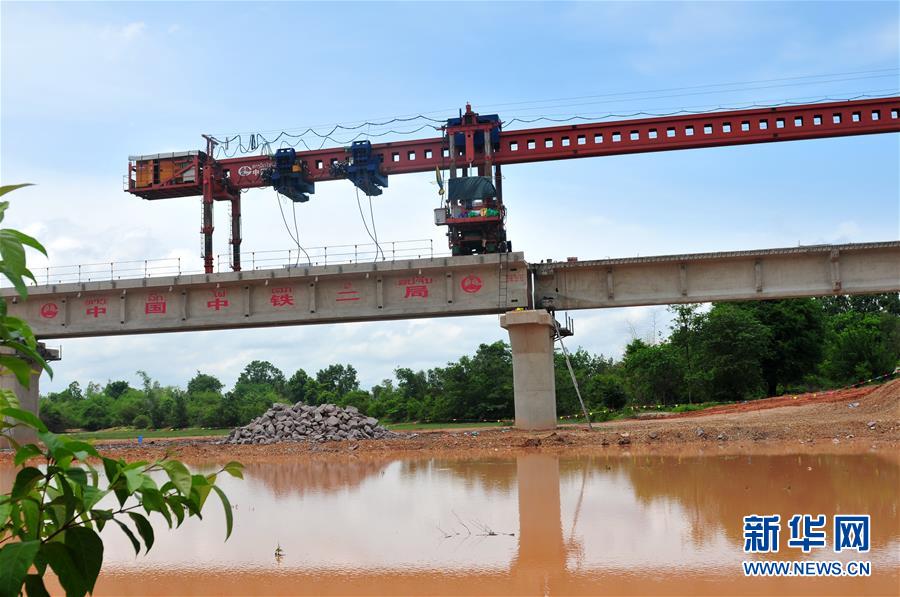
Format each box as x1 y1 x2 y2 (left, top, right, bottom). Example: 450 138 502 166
501 310 557 431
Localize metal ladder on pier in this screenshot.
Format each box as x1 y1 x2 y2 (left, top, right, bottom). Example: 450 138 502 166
497 251 509 308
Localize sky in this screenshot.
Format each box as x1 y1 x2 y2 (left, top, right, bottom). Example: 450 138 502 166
1 1 898 393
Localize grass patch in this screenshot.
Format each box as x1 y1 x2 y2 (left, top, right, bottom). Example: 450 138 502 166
64 427 232 441
385 421 509 431
666 402 727 413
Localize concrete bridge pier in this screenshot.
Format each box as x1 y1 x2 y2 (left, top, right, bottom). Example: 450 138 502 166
501 310 557 431
0 344 59 447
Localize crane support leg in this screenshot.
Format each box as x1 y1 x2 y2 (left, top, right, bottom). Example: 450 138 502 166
201 194 214 274
230 195 242 272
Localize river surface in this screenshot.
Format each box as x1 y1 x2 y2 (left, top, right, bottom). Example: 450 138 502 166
4 451 898 595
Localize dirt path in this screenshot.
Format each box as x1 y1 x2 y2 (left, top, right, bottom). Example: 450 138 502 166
3 381 897 464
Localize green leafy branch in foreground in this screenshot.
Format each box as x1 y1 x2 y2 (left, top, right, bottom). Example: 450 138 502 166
0 185 244 597
0 184 52 394
0 399 244 597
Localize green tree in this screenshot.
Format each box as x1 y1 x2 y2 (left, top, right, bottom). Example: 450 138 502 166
668 304 705 403
109 389 146 428
46 381 83 402
817 293 900 316
821 311 900 383
585 373 628 411
438 342 513 421
79 400 111 431
171 390 189 428
315 364 359 398
337 389 373 413
285 369 314 404
37 399 68 433
236 360 285 391
733 299 825 395
622 339 684 406
187 372 224 395
697 304 771 401
104 380 130 399
554 348 611 415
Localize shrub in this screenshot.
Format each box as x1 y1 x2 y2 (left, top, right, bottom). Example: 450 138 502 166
132 413 152 429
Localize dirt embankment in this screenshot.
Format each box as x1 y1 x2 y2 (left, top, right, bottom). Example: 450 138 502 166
3 381 898 464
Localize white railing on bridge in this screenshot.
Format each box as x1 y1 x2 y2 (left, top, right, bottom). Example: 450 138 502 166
17 239 441 286
215 239 439 271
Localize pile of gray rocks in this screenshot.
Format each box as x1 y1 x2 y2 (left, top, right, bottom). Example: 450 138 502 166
223 403 396 445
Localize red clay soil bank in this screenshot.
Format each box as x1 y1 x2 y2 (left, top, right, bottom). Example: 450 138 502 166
665 383 887 418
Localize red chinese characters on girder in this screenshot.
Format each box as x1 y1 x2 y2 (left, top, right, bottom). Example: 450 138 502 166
270 287 294 307
207 289 229 311
398 276 433 299
404 286 428 298
40 303 59 319
336 283 360 302
145 294 167 315
85 298 107 318
460 275 483 293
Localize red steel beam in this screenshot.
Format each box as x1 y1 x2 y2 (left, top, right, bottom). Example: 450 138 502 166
493 97 900 166
221 96 899 187
131 97 900 197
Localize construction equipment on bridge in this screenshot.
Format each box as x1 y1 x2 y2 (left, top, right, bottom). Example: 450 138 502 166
125 96 900 273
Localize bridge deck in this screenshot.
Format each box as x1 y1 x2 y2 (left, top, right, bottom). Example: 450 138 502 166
533 241 900 310
4 242 898 339
6 253 528 339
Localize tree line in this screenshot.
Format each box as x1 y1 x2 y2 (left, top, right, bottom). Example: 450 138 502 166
38 294 900 432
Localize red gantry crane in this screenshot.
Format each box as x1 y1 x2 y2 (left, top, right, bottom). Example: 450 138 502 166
126 97 900 273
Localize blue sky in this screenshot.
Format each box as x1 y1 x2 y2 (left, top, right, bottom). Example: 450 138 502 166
2 1 898 393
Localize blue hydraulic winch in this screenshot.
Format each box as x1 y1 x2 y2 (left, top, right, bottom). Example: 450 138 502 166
330 140 388 196
265 148 315 202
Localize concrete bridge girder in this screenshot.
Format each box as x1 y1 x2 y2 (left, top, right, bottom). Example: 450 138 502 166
2 241 898 432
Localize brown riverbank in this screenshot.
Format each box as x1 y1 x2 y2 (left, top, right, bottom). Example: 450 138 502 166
9 379 892 465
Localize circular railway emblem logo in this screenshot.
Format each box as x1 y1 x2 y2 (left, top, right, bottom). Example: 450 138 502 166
461 275 483 294
237 165 253 176
40 303 59 319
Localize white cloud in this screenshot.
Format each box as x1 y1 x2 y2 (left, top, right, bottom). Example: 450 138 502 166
114 21 145 41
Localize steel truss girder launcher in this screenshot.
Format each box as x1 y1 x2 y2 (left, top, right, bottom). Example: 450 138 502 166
125 97 900 272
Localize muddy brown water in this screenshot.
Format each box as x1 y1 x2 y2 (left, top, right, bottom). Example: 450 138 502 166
3 451 897 596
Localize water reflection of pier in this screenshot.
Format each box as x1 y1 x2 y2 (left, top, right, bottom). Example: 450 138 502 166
84 451 899 596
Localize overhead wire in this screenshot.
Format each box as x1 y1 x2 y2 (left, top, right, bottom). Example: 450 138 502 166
208 67 899 157
473 67 900 112
498 90 900 128
495 73 900 117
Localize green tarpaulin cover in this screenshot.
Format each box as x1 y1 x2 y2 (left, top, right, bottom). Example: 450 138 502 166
448 176 496 202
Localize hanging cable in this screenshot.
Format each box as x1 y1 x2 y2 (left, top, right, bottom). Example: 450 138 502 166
275 191 311 266
367 193 385 261
290 201 311 266
354 186 384 261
